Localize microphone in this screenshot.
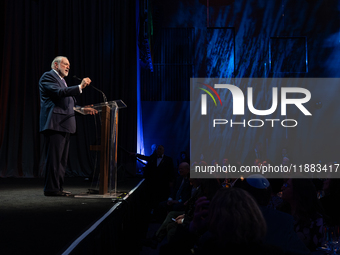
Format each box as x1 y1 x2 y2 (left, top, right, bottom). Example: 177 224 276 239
73 75 107 102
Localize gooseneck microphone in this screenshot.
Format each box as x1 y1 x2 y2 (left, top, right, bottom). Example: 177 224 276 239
73 75 107 102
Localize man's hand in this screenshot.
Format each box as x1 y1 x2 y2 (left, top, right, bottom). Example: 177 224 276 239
83 105 98 115
80 77 91 90
175 214 185 224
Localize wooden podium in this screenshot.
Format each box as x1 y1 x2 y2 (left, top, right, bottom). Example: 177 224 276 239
74 100 127 197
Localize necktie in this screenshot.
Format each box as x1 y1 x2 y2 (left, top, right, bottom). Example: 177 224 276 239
62 79 68 87
176 179 185 200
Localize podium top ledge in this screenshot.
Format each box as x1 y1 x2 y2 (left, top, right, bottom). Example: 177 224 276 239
74 100 127 115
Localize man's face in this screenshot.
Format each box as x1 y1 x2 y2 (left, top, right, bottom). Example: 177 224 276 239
178 163 189 176
157 146 164 157
55 58 70 78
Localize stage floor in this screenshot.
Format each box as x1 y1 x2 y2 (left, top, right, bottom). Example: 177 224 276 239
0 176 145 255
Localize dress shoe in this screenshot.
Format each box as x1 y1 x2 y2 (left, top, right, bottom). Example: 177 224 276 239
44 191 69 196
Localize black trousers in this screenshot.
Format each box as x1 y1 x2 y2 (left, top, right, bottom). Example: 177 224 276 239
43 130 70 193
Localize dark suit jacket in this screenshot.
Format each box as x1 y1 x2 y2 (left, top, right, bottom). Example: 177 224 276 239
39 70 81 134
170 176 192 202
142 153 175 203
143 154 174 182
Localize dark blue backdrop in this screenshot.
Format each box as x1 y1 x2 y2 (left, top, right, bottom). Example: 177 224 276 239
139 0 340 166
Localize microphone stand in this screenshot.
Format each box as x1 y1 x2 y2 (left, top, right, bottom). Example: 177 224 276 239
73 75 108 103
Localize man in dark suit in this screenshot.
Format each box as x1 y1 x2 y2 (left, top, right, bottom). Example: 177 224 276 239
138 145 175 209
165 162 192 211
39 56 96 196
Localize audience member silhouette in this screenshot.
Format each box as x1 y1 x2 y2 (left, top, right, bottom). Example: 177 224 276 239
141 145 175 215
150 178 203 248
320 177 340 225
156 178 221 253
191 188 284 255
279 178 325 251
165 162 192 211
156 162 192 220
233 175 310 255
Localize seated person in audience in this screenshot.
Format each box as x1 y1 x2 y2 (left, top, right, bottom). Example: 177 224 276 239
190 188 284 255
232 175 311 255
150 178 202 247
279 178 325 252
320 175 340 225
155 178 221 252
158 162 192 216
169 178 221 230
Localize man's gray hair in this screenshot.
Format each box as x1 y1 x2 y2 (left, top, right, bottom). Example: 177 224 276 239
51 56 68 69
